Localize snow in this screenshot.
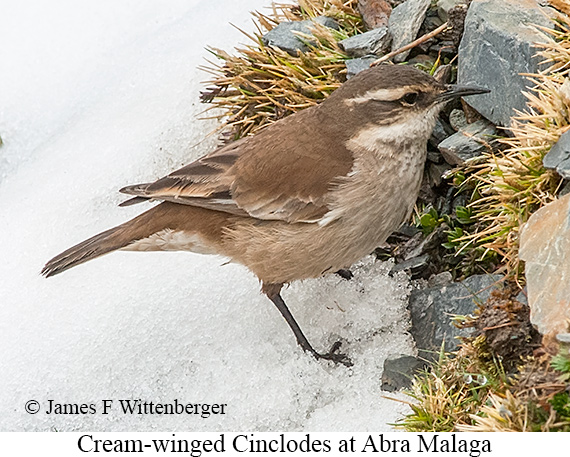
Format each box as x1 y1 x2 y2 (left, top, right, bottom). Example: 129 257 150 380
0 0 414 431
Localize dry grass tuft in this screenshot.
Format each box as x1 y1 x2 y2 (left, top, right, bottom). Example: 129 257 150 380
397 337 508 432
458 391 530 432
272 0 362 30
460 355 569 432
200 0 363 141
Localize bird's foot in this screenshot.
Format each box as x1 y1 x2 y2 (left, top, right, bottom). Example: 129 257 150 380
309 341 353 367
335 269 353 280
264 288 353 367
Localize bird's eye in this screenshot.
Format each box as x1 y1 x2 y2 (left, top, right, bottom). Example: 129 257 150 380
401 92 419 106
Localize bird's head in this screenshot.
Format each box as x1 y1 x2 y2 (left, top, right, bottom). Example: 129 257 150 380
320 65 489 144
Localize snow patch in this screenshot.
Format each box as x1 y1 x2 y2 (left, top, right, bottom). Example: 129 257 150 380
0 0 414 431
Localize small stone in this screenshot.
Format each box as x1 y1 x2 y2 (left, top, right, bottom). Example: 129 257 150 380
262 17 339 55
457 0 553 127
515 289 528 306
358 0 393 29
428 271 453 287
437 0 468 21
339 27 391 57
556 333 570 345
438 120 497 166
543 130 570 179
433 64 453 84
391 253 430 273
381 355 428 391
519 192 570 336
345 57 377 79
449 108 467 131
408 274 502 356
388 0 431 63
461 99 483 124
408 54 435 68
403 225 445 261
423 15 445 34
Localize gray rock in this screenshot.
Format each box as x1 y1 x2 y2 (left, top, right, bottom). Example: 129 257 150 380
388 0 431 63
381 355 428 391
438 120 497 165
339 27 391 57
408 274 502 356
345 57 377 79
543 130 570 179
519 192 570 336
437 0 468 21
262 17 339 55
457 0 552 127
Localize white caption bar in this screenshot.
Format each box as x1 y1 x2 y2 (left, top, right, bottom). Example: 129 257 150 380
0 432 559 456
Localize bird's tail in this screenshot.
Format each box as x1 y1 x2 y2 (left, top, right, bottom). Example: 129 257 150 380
41 202 228 278
41 205 165 277
41 224 133 277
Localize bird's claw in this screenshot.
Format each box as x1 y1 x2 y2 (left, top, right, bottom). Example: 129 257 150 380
312 341 353 367
335 269 354 280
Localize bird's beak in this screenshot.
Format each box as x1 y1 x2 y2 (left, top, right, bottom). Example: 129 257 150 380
438 84 491 102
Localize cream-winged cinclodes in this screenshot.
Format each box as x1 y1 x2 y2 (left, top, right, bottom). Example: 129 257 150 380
42 65 489 366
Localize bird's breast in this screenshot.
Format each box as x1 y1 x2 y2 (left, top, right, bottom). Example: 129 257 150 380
321 136 428 249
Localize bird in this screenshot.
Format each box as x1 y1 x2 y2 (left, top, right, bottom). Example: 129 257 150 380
42 64 489 366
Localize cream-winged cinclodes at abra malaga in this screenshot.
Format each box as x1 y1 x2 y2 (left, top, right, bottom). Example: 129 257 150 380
42 65 489 366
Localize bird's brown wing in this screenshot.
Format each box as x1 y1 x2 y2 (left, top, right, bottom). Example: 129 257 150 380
120 137 249 215
120 108 354 223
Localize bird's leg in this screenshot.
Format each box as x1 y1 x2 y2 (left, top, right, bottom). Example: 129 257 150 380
263 283 353 367
335 269 353 280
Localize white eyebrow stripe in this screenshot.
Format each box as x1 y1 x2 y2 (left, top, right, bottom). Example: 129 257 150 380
345 87 409 105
